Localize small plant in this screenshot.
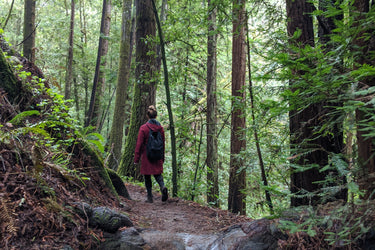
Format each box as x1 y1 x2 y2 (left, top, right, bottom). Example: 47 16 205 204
9 110 41 125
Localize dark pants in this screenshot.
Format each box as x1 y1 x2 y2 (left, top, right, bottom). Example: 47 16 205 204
144 174 165 197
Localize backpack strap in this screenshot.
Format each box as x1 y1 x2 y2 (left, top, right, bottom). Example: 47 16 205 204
146 123 153 132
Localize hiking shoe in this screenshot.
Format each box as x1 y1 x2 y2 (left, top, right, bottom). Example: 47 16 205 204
161 187 168 202
146 195 153 203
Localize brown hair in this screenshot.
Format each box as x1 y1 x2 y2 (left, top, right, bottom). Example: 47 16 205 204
147 105 157 119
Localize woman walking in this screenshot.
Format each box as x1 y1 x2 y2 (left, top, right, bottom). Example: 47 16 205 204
134 105 168 203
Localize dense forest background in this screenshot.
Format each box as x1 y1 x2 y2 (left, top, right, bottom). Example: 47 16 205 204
1 0 375 236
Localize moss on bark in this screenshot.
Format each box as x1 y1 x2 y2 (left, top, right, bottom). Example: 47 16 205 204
0 49 22 103
76 138 121 201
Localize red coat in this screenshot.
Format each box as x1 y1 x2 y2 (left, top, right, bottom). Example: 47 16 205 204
134 120 165 175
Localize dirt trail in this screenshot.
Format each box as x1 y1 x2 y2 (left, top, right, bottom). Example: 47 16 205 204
124 184 252 235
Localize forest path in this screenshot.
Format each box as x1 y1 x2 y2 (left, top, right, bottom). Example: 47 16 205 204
124 184 252 235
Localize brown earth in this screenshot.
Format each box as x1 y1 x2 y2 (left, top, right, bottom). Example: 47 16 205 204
124 183 252 235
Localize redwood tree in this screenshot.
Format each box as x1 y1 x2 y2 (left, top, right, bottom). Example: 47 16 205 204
287 0 320 207
228 0 247 215
287 0 348 206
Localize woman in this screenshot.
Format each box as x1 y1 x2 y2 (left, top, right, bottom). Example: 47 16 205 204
134 105 168 203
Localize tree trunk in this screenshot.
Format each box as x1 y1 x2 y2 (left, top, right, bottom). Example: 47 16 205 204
287 0 318 207
317 0 348 202
118 0 157 180
151 0 178 196
65 0 75 100
352 0 375 199
228 0 246 215
95 0 112 130
206 0 219 207
108 0 134 170
23 0 36 63
287 0 346 206
0 48 21 104
85 0 112 128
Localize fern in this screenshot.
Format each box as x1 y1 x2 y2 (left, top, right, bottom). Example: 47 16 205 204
0 196 18 235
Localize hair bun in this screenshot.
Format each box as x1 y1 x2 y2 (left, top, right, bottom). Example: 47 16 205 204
148 105 156 111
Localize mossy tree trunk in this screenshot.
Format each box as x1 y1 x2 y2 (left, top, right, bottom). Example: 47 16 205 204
0 48 21 104
117 0 157 180
108 0 134 170
76 138 126 200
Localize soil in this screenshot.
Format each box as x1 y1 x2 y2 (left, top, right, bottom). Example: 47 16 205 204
124 184 253 235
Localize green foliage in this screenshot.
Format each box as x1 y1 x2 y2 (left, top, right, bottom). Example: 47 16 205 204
279 197 374 248
9 110 41 125
84 132 106 154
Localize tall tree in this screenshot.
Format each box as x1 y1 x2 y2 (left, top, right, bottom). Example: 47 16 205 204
108 0 134 170
352 0 375 199
118 0 157 179
287 0 317 207
85 0 112 128
228 0 247 215
78 0 89 123
317 0 348 202
287 0 347 206
65 0 75 100
206 0 219 207
23 0 36 63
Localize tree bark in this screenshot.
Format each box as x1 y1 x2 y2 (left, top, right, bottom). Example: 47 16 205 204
65 0 75 100
23 0 36 63
228 0 247 215
317 0 348 202
0 48 21 104
118 0 157 180
95 0 112 130
206 0 219 207
108 0 134 170
287 0 318 207
85 0 112 128
287 0 346 206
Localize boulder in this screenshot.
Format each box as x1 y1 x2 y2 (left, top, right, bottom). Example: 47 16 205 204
208 219 286 250
100 227 146 250
72 202 133 233
90 206 133 233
